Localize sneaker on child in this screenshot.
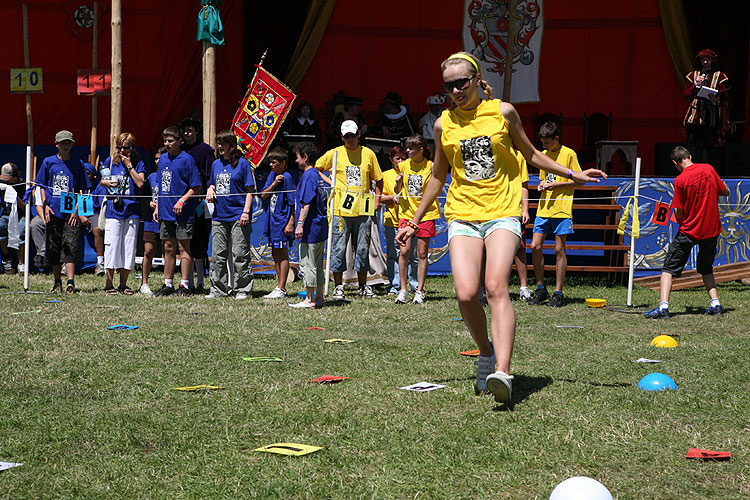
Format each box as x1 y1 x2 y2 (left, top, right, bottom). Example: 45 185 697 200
263 287 286 299
412 290 426 304
332 284 345 300
473 351 496 394
486 371 513 404
394 289 408 304
359 284 375 298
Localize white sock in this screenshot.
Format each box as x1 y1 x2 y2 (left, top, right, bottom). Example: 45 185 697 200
659 301 669 310
180 279 190 289
164 279 173 288
520 286 529 292
710 298 720 308
97 255 104 265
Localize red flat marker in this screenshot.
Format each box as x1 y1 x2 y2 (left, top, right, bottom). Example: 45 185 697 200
307 375 348 384
459 349 480 357
306 327 325 330
685 448 731 461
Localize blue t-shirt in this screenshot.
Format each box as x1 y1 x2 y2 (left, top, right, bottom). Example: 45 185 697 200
209 157 255 222
156 151 201 223
92 183 106 213
34 154 88 219
296 168 329 244
102 156 145 219
143 172 160 233
262 171 296 241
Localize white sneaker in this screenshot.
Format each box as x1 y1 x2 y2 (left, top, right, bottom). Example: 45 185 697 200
359 284 375 298
205 291 221 299
519 287 532 302
412 290 426 304
289 301 315 308
17 263 25 274
235 291 248 300
486 371 514 404
394 289 408 304
139 283 153 295
95 262 105 276
473 351 496 394
332 284 345 300
263 287 286 299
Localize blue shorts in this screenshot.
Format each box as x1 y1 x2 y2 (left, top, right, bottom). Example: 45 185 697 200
269 237 293 249
533 217 573 236
447 217 522 242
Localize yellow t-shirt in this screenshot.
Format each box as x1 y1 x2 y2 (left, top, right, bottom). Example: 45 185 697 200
315 145 383 217
397 157 441 222
381 168 400 227
536 145 580 219
439 99 522 223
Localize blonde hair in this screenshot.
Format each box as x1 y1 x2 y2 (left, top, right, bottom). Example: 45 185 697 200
112 132 139 166
441 51 494 99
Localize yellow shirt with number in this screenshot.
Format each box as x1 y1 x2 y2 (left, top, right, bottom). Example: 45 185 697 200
439 99 522 223
398 157 441 222
536 145 580 219
315 145 383 217
381 168 400 227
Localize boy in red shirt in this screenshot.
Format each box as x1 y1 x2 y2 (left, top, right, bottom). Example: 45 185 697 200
644 146 730 319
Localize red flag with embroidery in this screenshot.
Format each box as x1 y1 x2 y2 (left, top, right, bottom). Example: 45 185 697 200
232 66 296 166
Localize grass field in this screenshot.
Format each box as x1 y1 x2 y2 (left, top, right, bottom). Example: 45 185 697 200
0 272 748 499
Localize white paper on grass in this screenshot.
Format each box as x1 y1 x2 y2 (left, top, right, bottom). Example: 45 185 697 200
399 382 446 392
634 358 662 363
0 462 24 471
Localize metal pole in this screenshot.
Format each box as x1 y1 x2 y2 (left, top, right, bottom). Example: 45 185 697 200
502 0 517 101
90 1 98 165
323 150 338 296
24 146 31 292
626 157 641 306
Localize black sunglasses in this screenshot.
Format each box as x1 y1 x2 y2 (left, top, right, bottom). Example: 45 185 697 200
442 76 475 92
116 145 132 150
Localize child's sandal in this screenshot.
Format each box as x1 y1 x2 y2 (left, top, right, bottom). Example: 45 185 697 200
118 286 135 296
104 286 118 296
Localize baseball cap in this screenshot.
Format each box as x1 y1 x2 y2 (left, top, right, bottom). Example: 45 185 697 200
340 120 359 136
0 162 20 182
55 130 75 143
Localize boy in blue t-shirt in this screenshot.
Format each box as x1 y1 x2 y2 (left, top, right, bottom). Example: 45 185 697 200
34 130 90 293
153 126 202 296
290 142 329 308
260 147 296 299
139 148 166 295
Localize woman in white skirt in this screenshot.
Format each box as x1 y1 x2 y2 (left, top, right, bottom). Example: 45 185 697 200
100 133 145 295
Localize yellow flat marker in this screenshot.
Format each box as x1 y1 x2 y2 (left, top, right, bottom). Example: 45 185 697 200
323 339 354 344
173 385 225 391
254 443 322 456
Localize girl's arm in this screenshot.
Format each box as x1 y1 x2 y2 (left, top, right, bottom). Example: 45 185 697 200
239 191 253 226
502 102 606 184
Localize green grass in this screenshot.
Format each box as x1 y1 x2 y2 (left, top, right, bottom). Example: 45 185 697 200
0 272 748 499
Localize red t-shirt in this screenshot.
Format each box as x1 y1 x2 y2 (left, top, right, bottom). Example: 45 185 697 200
672 163 726 240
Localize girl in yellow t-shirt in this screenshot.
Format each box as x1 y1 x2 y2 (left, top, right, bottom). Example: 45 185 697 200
394 135 442 305
396 51 606 405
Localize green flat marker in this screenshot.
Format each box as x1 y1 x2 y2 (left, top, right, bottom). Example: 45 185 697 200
242 356 283 362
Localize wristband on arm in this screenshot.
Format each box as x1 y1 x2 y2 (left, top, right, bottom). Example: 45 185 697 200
567 169 574 179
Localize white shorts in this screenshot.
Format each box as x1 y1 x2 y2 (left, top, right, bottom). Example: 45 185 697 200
447 217 522 242
104 218 140 270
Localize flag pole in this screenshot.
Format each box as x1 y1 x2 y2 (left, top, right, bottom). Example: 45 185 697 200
502 0 517 101
324 151 338 296
626 157 641 307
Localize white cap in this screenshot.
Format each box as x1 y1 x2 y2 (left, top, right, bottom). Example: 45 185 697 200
340 120 359 136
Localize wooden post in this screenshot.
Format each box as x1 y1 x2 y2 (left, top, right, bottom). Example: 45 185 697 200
110 0 122 156
90 1 98 165
502 0 517 102
22 4 34 153
202 41 216 148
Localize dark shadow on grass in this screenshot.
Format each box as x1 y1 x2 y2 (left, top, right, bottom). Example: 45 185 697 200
559 378 632 388
492 374 553 412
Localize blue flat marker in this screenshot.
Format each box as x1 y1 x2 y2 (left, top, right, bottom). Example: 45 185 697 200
107 325 139 330
44 300 62 303
453 317 463 321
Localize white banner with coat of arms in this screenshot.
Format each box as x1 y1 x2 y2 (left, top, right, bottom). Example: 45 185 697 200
463 0 544 103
